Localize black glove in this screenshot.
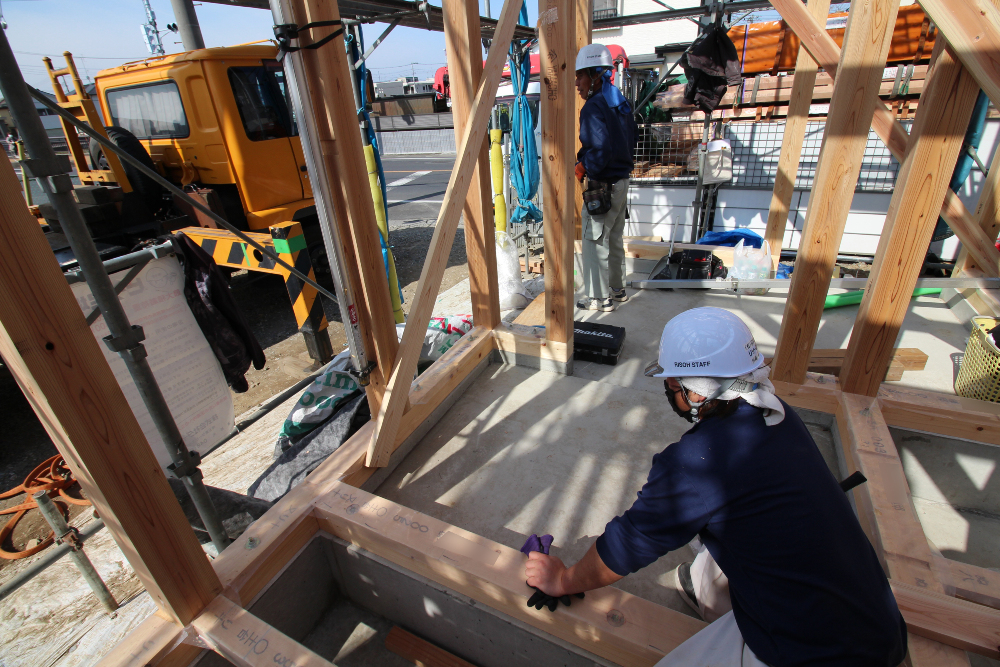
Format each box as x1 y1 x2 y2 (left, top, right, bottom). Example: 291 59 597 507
526 584 585 612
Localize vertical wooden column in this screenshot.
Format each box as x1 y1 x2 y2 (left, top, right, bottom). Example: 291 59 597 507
770 0 901 384
539 0 577 357
444 0 501 329
840 43 980 396
290 0 400 409
955 144 1000 275
762 0 831 272
573 0 592 242
0 157 220 625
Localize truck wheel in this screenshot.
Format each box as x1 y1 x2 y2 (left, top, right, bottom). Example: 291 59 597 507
89 126 164 213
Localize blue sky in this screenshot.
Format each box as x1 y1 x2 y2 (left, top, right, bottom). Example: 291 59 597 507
2 0 523 90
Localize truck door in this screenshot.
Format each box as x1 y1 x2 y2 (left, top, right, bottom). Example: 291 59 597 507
207 59 303 216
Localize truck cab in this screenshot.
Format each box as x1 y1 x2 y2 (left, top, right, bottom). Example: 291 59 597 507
94 43 316 234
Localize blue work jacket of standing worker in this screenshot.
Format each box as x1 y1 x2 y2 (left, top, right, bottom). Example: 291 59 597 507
577 91 637 183
596 400 908 667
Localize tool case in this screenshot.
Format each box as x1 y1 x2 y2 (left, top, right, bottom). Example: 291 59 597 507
573 320 626 365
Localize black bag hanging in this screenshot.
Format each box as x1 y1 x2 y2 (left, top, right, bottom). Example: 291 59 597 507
583 179 612 215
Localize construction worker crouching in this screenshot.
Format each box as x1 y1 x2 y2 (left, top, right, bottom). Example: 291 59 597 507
575 44 637 313
525 307 908 666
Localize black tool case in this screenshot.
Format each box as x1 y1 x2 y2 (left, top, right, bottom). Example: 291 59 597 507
573 320 626 365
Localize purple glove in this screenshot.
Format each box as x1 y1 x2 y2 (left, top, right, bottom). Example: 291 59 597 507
520 533 554 556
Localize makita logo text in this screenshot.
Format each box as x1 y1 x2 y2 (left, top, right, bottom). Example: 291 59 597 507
575 328 614 338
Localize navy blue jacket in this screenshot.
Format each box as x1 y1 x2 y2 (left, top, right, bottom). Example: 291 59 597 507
577 91 637 183
596 400 907 667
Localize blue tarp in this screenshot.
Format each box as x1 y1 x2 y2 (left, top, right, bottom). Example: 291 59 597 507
696 228 764 248
507 2 542 224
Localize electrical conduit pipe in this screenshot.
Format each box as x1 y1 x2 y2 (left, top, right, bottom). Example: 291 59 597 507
364 143 405 323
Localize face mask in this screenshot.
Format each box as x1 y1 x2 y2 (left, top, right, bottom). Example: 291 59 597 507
665 381 695 423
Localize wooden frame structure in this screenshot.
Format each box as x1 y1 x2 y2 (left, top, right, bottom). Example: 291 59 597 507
1 0 1000 665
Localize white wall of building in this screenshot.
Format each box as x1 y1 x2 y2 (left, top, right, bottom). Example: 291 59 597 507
592 0 701 58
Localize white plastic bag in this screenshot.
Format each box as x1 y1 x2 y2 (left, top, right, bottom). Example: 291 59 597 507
395 314 474 362
495 231 530 310
731 239 771 296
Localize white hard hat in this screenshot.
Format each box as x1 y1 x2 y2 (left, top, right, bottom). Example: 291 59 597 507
645 307 763 379
575 44 613 72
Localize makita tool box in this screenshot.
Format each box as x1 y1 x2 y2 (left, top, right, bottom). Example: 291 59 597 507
573 320 626 365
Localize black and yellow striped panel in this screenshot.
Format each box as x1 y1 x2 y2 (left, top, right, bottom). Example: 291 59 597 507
270 221 328 336
182 227 282 275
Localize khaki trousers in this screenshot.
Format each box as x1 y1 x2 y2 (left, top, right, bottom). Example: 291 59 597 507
580 178 628 300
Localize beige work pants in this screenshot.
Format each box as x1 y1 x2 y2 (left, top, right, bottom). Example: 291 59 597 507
580 178 628 300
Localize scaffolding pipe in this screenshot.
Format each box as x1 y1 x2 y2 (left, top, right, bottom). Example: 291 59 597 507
17 140 31 206
33 493 118 613
169 0 206 50
628 277 1000 290
0 519 105 602
0 27 231 553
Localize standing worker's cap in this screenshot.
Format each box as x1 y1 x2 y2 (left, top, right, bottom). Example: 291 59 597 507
645 307 763 378
575 44 614 72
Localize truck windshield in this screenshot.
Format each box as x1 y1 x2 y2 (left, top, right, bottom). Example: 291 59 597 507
106 81 189 139
228 62 298 142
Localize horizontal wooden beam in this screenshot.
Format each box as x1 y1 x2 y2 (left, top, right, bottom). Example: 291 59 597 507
892 580 1000 659
947 559 1000 610
313 483 707 666
191 595 334 667
916 0 1000 109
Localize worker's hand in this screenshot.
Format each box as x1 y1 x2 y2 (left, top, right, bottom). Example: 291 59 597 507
526 551 568 596
575 162 586 183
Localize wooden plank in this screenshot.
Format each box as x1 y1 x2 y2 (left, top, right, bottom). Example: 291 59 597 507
444 0 501 330
765 348 927 380
840 42 980 396
289 0 400 410
191 595 334 667
770 0 902 384
385 627 476 667
916 0 1000 108
94 612 201 667
0 157 221 625
771 0 1000 280
957 142 1000 275
947 559 1000 610
365 0 521 468
492 321 570 363
838 393 944 592
876 382 1000 446
313 483 707 666
892 580 1000 659
573 0 591 243
771 372 842 413
905 633 972 667
540 0 576 351
763 0 832 270
513 292 547 326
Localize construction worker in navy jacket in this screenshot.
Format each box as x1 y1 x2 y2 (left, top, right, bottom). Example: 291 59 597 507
525 307 908 667
575 43 637 313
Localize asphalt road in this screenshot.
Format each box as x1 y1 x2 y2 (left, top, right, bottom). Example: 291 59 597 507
379 154 454 227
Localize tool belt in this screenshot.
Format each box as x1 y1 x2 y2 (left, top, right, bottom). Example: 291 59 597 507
583 178 613 215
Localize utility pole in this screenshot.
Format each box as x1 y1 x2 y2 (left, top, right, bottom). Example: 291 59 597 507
140 0 165 56
169 0 206 51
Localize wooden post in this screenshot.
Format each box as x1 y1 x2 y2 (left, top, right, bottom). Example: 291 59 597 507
916 0 1000 108
840 42 980 396
443 0 502 330
771 0 1000 280
770 0 901 384
365 0 522 468
762 0 831 272
289 0 400 409
955 143 1000 275
539 0 576 359
573 0 592 242
0 156 220 625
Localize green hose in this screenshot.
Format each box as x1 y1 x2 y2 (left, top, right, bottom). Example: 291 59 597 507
824 288 942 310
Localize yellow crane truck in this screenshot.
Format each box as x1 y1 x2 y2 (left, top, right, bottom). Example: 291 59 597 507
43 45 334 363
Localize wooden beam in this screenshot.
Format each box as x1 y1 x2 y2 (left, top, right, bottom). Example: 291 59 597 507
0 157 221 624
94 611 202 667
770 0 902 383
763 0 832 271
916 0 1000 109
313 483 707 666
892 580 1000 659
289 0 400 410
876 383 1000 446
365 0 521 468
385 627 476 667
770 0 1000 280
573 0 592 243
905 634 972 667
947 559 1000 610
191 595 334 666
540 0 577 353
444 0 501 330
957 142 1000 275
840 42 980 396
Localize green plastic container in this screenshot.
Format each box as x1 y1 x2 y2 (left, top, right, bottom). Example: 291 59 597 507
823 288 941 310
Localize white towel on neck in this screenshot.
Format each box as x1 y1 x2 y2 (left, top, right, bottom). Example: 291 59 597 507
680 365 786 425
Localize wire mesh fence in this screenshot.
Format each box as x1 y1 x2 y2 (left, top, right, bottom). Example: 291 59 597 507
630 119 908 192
